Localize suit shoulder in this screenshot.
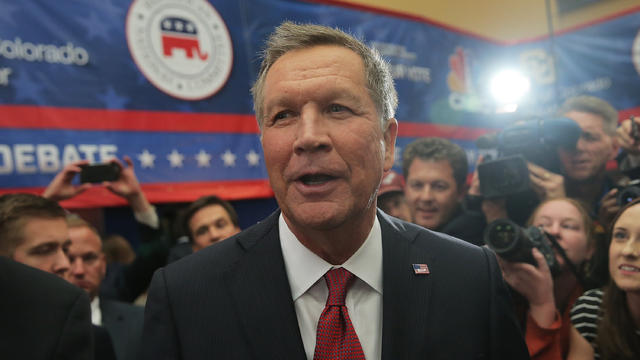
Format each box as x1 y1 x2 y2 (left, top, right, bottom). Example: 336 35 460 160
0 257 86 304
161 212 278 280
101 298 144 315
381 212 483 254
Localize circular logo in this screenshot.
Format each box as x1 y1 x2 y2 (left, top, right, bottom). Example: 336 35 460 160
633 29 640 78
126 0 233 100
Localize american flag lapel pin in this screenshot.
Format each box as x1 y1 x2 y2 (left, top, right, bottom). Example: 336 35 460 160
412 263 430 275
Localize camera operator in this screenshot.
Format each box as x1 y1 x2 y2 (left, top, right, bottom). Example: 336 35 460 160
556 96 623 228
494 197 595 360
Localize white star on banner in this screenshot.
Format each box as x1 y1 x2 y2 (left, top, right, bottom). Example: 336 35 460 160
137 149 155 169
195 150 212 167
246 150 260 167
167 149 185 168
221 150 237 167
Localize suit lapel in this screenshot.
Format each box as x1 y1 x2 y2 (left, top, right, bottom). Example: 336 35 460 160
224 212 306 359
100 300 121 329
379 212 434 360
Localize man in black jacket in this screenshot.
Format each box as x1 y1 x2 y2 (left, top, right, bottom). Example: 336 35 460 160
0 193 110 359
403 137 486 245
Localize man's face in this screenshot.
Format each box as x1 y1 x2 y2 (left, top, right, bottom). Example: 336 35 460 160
12 217 71 278
558 111 617 182
405 159 463 230
189 204 240 252
260 45 396 236
67 226 106 300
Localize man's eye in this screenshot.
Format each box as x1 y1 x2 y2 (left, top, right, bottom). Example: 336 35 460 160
32 244 56 255
215 220 229 229
329 104 348 113
195 227 208 236
83 253 99 263
273 111 292 122
432 183 449 192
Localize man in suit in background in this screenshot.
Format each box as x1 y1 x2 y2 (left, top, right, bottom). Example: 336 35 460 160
66 215 144 360
167 195 242 263
402 137 486 245
142 22 529 359
0 193 93 359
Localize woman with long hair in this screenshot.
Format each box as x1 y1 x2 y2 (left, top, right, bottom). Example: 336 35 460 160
568 199 640 359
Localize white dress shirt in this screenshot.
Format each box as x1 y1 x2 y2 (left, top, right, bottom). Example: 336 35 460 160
90 296 102 326
279 214 383 360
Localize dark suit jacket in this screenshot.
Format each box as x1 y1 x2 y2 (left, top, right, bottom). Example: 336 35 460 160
142 210 529 359
0 256 94 360
94 325 117 360
101 298 144 360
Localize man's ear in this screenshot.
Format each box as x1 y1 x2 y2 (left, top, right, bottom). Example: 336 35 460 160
383 118 398 172
609 135 620 161
457 182 468 202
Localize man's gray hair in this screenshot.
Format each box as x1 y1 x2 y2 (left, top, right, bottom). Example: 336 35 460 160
559 95 618 136
251 22 398 130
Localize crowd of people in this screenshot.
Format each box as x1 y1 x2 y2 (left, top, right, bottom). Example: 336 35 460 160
2 21 640 360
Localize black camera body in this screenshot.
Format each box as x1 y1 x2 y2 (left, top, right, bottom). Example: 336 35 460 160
478 154 530 198
79 163 121 183
484 218 560 275
477 117 581 199
617 179 640 206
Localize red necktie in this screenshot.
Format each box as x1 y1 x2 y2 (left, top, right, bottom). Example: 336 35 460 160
313 267 366 360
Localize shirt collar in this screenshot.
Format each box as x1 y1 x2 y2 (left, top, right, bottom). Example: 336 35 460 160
91 296 102 326
279 213 383 301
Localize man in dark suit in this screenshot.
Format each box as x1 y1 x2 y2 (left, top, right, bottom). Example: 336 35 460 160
66 215 144 360
0 193 95 359
142 22 529 359
0 256 93 359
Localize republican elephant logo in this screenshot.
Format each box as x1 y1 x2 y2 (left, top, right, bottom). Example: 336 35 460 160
160 16 208 60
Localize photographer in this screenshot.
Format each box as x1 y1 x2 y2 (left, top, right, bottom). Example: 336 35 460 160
557 96 624 229
43 156 168 303
494 197 595 360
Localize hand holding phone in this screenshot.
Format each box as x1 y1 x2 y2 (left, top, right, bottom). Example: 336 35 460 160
79 163 122 183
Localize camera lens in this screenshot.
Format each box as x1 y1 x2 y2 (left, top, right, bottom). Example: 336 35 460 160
486 221 517 250
618 186 640 206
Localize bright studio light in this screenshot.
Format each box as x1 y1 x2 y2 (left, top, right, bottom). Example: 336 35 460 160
489 70 530 105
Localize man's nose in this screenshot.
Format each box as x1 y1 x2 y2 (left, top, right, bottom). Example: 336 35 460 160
574 137 587 152
418 186 434 201
53 249 71 277
207 227 222 242
293 107 331 154
70 257 85 276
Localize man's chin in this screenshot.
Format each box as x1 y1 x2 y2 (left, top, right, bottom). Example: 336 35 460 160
415 216 440 230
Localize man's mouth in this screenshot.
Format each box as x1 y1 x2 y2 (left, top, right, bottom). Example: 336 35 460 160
417 208 438 216
298 173 337 186
572 158 589 166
